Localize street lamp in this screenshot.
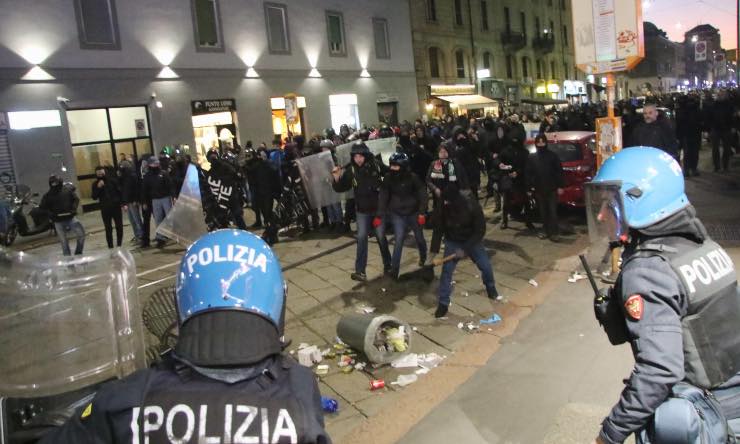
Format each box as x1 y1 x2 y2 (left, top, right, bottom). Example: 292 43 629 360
691 35 698 43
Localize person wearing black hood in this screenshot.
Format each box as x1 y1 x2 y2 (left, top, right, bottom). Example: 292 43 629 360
246 147 282 245
118 159 144 244
525 134 564 241
675 93 703 177
398 128 433 183
539 110 560 134
40 175 84 256
332 142 391 281
205 148 248 230
451 126 481 199
92 165 124 249
141 156 174 248
434 184 501 318
378 152 428 279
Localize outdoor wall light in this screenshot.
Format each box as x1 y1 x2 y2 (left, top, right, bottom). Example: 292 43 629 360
425 103 434 112
360 68 371 78
246 67 259 78
308 68 322 78
21 65 54 81
157 66 178 79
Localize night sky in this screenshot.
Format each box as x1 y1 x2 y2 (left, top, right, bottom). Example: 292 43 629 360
642 0 737 48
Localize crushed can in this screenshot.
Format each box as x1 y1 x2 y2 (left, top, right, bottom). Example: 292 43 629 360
369 379 385 390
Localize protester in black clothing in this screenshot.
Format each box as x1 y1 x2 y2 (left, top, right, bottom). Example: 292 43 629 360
140 157 174 248
705 89 736 172
675 94 703 176
525 134 564 241
332 142 392 281
91 165 123 249
205 148 247 230
538 111 560 134
506 114 527 151
450 126 481 198
497 135 532 230
399 129 433 184
630 103 678 158
40 175 85 256
118 159 144 244
414 125 437 156
246 148 281 245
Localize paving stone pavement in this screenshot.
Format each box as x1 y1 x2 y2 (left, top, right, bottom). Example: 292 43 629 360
10 190 591 443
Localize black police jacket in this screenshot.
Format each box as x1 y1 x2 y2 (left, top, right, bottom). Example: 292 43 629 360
598 207 740 444
40 355 331 444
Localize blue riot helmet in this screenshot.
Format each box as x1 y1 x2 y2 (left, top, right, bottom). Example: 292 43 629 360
584 147 689 243
389 152 410 170
175 229 287 365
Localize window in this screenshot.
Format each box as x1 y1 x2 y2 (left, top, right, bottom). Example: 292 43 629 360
427 0 437 21
522 57 529 78
191 0 223 51
551 61 557 79
520 12 527 39
506 55 514 78
429 47 441 78
329 94 360 132
481 1 489 31
456 50 466 78
326 11 346 56
265 3 290 54
483 52 492 70
535 59 541 78
373 18 390 59
563 25 569 46
454 0 464 26
504 7 511 33
73 0 120 50
7 111 62 130
535 17 541 38
564 62 568 79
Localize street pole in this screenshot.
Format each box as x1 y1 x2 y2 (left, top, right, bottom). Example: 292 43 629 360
467 0 477 89
605 72 621 274
737 0 739 84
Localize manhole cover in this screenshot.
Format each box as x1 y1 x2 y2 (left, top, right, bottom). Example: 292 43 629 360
705 224 740 241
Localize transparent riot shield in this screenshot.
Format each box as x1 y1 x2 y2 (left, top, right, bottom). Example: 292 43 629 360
156 164 209 246
294 151 341 209
0 248 146 398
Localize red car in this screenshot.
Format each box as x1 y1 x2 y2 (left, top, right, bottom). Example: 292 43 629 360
526 131 596 207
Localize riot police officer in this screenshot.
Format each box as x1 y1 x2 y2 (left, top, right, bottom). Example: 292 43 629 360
41 230 331 443
585 147 740 444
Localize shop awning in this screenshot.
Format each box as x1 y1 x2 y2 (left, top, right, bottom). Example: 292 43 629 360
520 98 568 106
436 94 497 109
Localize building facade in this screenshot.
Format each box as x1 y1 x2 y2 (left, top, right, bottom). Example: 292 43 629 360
408 0 579 116
0 0 418 201
615 22 687 97
683 25 728 87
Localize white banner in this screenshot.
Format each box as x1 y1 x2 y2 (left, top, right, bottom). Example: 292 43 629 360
695 41 707 62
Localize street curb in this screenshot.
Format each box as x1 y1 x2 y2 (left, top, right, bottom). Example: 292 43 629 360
340 251 586 444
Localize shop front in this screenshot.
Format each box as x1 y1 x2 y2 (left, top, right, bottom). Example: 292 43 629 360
270 96 306 142
329 94 361 131
427 84 497 118
66 106 153 209
563 80 587 104
191 99 238 164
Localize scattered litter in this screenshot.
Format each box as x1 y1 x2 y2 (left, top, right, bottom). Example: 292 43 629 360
383 326 408 352
289 350 295 355
297 345 323 367
322 349 336 359
528 279 539 287
457 322 464 329
451 280 456 285
601 270 610 277
487 328 492 331
462 291 469 297
337 355 354 368
579 333 585 338
340 365 354 374
354 362 366 371
358 305 376 314
418 353 444 370
336 314 412 365
321 396 339 413
567 271 587 283
458 321 479 331
480 314 502 325
381 288 387 292
391 374 418 387
411 326 418 331
415 368 430 375
315 364 330 375
391 353 419 368
474 274 480 278
298 343 310 350
369 379 385 390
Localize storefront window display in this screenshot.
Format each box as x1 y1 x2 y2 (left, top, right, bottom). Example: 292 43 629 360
271 96 306 142
329 94 360 131
191 99 238 169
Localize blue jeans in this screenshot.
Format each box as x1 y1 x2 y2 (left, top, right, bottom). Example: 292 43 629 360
355 212 391 274
390 213 428 272
438 239 497 307
151 197 172 241
325 203 343 224
125 202 144 240
54 218 85 256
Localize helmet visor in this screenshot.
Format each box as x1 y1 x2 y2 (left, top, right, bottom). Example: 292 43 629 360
585 181 629 243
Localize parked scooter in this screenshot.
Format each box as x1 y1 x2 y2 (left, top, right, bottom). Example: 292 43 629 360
0 185 54 247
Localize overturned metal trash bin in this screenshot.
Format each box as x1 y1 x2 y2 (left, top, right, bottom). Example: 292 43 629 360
336 313 412 365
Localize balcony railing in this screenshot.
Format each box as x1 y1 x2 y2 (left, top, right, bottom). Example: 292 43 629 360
532 35 555 53
501 31 526 51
